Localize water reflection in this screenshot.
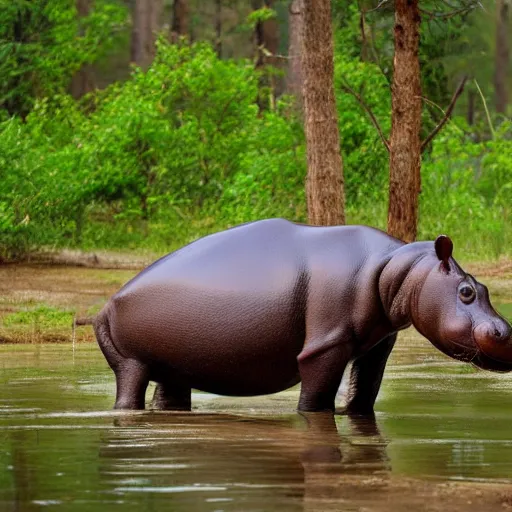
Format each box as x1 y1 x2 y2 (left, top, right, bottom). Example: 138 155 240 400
1 339 512 511
99 412 390 512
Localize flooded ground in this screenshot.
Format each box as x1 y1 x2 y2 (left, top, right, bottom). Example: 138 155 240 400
0 264 511 511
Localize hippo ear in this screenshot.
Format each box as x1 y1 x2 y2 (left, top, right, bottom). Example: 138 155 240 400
435 235 453 272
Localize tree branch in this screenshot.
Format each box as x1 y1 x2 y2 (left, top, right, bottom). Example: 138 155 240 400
340 80 390 152
421 76 468 152
357 2 388 77
420 2 481 19
365 0 391 13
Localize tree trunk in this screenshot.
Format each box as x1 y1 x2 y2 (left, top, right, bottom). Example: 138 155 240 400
215 0 222 57
387 0 422 243
251 0 280 109
253 1 279 69
131 0 164 69
495 0 509 114
467 88 475 126
171 0 189 42
71 0 95 98
287 0 304 110
302 0 345 226
262 1 279 68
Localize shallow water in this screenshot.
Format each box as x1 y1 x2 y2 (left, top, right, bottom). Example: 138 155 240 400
1 317 512 512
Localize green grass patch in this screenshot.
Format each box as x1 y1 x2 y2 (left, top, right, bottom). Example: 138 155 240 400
3 305 75 331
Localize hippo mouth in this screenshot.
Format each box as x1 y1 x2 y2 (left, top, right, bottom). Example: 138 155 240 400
427 335 477 364
471 350 512 373
430 335 512 372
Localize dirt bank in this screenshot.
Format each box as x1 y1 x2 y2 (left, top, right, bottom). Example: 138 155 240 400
0 261 510 344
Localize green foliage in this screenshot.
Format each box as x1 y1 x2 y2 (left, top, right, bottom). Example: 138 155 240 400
245 6 277 29
0 1 510 262
332 5 391 203
0 40 305 256
335 64 391 202
0 99 90 256
0 0 127 117
214 99 306 225
419 119 512 259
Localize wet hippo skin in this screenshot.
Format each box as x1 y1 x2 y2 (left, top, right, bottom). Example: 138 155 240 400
89 219 512 413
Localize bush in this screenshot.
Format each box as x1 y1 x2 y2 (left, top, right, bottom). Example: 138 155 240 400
0 40 306 256
0 17 510 262
334 9 391 204
419 119 512 260
0 0 127 118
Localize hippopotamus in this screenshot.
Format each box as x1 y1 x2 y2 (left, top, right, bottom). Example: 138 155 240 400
88 219 512 414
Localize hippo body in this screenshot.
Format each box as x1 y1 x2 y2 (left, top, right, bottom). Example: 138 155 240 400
92 219 512 413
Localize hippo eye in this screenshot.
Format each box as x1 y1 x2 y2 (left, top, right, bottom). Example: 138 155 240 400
459 284 476 304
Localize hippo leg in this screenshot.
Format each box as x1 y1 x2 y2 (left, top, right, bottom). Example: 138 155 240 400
93 314 149 410
298 342 352 412
113 359 150 410
344 333 397 415
151 376 191 411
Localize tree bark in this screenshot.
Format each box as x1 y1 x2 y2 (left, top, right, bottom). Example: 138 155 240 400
71 0 95 98
251 0 280 108
171 0 189 42
387 0 422 243
495 0 509 114
215 0 222 57
467 88 475 125
302 0 345 226
287 0 304 110
253 0 279 69
131 0 164 69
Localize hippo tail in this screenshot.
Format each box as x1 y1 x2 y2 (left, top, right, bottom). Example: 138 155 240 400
91 308 125 370
74 315 96 326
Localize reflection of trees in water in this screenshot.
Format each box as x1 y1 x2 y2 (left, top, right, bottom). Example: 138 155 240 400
7 410 508 512
4 426 113 510
10 431 39 512
98 412 390 512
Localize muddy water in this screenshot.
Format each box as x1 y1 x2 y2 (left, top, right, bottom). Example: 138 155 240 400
1 326 512 512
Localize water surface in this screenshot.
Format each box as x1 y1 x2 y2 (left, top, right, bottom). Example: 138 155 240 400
1 321 512 512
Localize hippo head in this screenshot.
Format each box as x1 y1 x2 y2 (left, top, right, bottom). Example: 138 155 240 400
411 236 512 371
380 236 512 371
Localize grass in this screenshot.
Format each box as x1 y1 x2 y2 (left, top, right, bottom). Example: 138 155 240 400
1 305 75 344
2 189 511 264
3 305 74 329
0 265 137 344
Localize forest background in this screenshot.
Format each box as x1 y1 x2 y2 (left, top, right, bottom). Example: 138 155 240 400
0 0 511 262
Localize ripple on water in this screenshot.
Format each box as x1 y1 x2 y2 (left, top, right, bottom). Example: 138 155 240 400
0 326 511 512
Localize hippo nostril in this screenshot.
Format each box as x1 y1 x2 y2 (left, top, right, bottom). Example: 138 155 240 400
475 320 512 363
